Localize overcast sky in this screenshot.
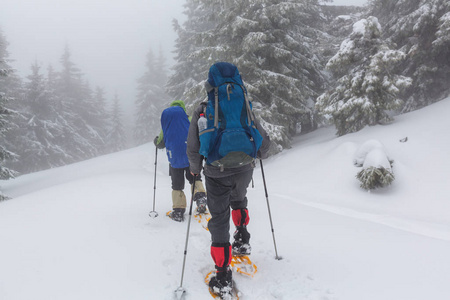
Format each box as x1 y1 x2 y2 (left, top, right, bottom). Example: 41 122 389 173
0 0 367 121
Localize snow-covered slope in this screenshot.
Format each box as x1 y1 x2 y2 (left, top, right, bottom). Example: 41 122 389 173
1 97 450 300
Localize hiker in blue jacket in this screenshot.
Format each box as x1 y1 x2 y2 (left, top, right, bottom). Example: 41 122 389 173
154 100 207 222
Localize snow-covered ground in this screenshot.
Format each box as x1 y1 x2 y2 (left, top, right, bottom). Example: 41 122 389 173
1 96 450 300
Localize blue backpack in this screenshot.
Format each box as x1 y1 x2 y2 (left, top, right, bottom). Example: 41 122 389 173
161 106 190 169
199 62 263 170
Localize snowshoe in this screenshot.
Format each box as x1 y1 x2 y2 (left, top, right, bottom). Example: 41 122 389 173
232 226 251 255
205 269 240 300
194 209 211 230
166 208 185 222
194 192 207 214
230 255 257 277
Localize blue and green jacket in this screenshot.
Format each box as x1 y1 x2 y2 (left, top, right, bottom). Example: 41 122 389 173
155 100 190 168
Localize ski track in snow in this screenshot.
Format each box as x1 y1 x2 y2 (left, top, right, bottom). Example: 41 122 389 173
274 193 450 242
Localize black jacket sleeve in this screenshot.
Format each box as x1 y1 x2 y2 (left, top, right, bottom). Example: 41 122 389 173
186 104 206 175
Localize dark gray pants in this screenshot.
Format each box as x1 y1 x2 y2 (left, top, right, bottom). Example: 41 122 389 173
205 168 253 243
170 165 202 190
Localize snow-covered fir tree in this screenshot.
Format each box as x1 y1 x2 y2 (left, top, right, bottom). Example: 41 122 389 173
134 47 169 145
320 5 364 61
106 94 127 153
92 86 110 154
166 0 224 103
227 0 327 146
0 29 17 199
5 45 109 172
369 0 450 112
78 82 108 154
54 45 105 162
167 0 327 150
5 47 110 174
5 62 67 173
316 16 412 136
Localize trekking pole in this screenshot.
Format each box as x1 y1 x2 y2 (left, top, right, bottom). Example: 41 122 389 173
174 174 197 299
149 146 159 218
260 159 282 260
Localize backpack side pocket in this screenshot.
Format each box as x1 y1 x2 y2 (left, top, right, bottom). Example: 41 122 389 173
199 128 215 158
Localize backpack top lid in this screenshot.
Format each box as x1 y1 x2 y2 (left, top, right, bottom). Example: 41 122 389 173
207 62 243 87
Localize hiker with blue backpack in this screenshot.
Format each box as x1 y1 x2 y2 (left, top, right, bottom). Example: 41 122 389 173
154 100 207 222
186 62 270 297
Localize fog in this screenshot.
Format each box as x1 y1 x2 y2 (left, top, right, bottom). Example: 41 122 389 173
1 0 367 124
1 0 186 125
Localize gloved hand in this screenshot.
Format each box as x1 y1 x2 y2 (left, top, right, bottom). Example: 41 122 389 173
257 150 268 159
154 136 165 149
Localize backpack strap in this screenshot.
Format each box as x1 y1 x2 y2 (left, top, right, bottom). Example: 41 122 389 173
214 87 219 128
214 83 254 128
241 84 254 127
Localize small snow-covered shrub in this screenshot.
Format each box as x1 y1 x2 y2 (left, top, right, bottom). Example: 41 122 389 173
0 192 10 201
353 139 386 167
357 166 395 190
354 141 394 190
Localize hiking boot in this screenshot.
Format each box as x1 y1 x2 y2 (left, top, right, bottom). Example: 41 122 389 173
194 192 207 214
209 268 233 297
168 208 185 222
232 226 251 255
